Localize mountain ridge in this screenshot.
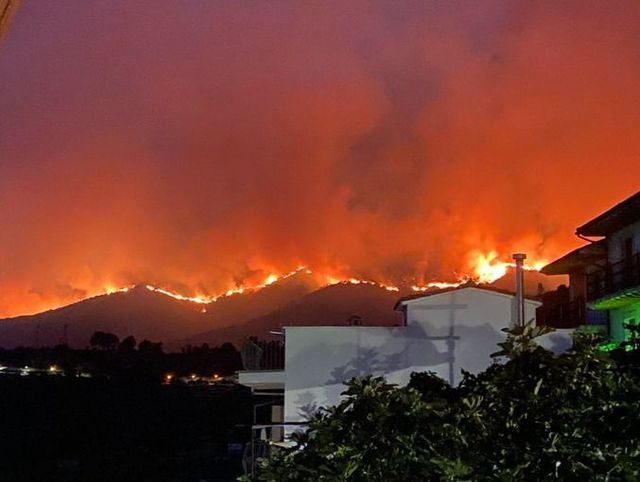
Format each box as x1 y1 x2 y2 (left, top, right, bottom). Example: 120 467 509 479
0 270 566 349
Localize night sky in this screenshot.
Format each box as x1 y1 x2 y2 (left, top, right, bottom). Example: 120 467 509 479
1 1 640 316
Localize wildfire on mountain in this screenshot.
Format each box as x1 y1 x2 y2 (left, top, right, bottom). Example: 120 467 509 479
2 2 640 317
87 250 548 309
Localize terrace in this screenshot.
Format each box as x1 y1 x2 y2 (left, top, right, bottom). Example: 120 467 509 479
587 253 640 308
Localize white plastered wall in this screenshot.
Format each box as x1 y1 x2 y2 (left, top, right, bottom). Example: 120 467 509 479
284 288 572 425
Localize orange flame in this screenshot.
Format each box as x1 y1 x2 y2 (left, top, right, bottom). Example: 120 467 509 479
91 251 547 308
104 285 133 295
410 251 547 293
139 266 314 305
469 250 547 284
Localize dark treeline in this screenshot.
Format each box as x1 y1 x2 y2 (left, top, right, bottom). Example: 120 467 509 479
1 376 252 481
0 332 252 481
0 331 242 383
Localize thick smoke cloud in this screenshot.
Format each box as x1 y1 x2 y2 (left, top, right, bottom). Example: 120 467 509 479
1 1 640 316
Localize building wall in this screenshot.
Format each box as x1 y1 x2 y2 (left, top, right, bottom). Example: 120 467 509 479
569 271 586 301
609 302 640 341
283 288 573 425
402 287 539 338
603 222 640 338
284 325 420 425
607 221 640 263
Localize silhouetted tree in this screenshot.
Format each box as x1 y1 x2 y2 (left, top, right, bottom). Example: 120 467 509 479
118 335 137 354
138 339 163 355
220 342 237 353
89 331 119 351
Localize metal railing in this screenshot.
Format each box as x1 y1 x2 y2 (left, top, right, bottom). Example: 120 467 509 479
241 339 285 370
536 296 586 328
243 422 308 476
587 253 640 301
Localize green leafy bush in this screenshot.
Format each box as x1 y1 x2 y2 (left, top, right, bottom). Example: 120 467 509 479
245 323 640 481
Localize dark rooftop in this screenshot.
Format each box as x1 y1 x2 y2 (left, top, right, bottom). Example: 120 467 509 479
540 240 606 276
576 190 640 237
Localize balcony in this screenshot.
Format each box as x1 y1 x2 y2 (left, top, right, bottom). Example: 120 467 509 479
238 338 285 390
536 295 609 328
587 253 640 304
240 338 285 371
536 296 586 328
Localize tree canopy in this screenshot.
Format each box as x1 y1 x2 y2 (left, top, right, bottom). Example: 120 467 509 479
247 324 640 481
89 331 119 351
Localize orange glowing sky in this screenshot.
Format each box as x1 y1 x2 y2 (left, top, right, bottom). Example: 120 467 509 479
0 1 639 317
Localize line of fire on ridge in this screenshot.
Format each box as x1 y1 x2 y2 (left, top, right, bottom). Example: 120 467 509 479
99 251 547 307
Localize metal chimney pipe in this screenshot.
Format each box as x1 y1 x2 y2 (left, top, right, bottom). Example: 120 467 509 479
513 253 527 327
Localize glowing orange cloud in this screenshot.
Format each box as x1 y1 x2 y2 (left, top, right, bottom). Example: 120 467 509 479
0 1 639 317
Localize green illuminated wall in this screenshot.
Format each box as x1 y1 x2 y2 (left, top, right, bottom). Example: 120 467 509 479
609 301 640 342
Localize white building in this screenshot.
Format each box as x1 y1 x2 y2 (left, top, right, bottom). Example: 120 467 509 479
238 286 574 428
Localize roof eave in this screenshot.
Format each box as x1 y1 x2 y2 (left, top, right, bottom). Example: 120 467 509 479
576 191 640 237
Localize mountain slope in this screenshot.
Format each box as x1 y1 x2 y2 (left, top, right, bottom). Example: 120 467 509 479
0 286 208 348
0 268 565 350
180 268 566 347
202 271 319 328
0 272 320 349
178 283 404 347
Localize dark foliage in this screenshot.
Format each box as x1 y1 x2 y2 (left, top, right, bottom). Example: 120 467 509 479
247 323 640 481
0 334 243 383
0 333 251 481
118 335 137 354
89 331 120 351
0 377 252 481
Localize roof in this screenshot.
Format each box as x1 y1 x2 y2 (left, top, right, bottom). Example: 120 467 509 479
540 240 606 275
394 285 539 311
576 190 640 237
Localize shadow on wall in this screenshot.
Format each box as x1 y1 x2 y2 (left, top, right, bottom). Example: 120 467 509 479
326 322 507 385
285 290 536 421
325 323 452 386
294 391 319 420
286 318 539 423
286 319 509 393
328 347 404 385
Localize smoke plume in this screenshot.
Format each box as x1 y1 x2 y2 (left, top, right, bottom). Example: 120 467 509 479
1 1 639 316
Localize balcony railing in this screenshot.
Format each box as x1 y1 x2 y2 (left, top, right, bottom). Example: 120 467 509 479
587 253 640 301
536 296 586 328
536 296 608 328
240 339 285 371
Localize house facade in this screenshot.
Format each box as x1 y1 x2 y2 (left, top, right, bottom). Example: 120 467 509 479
578 191 640 343
537 240 608 328
538 190 640 344
282 286 571 425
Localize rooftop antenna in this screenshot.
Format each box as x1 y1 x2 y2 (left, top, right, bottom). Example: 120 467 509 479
513 253 527 327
